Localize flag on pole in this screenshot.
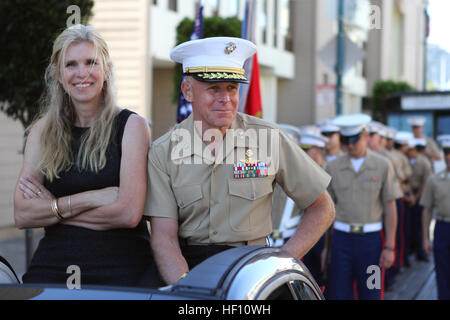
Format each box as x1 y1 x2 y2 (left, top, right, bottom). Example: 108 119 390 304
239 0 263 118
176 1 204 123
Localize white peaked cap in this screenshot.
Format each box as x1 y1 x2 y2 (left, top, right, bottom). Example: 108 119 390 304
437 135 450 148
408 138 427 148
407 117 426 127
394 131 414 145
317 119 340 133
386 127 397 140
332 114 372 136
170 37 257 83
367 121 387 137
299 126 328 148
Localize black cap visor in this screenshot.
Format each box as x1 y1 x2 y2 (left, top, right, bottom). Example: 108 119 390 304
340 132 362 145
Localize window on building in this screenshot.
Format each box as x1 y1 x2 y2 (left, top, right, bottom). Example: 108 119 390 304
280 0 292 51
208 0 219 16
273 0 278 47
228 0 239 17
261 0 268 44
168 0 177 12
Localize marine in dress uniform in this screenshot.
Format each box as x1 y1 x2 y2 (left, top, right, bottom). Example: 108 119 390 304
408 117 441 169
367 122 404 288
318 120 344 163
143 37 335 285
406 138 433 262
420 135 450 300
391 132 414 268
326 114 402 300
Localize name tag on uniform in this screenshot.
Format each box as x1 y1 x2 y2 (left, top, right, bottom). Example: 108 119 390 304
233 149 268 179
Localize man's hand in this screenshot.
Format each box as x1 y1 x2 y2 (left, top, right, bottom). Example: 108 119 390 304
379 248 395 269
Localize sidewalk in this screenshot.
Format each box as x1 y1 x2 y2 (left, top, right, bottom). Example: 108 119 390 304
384 254 437 300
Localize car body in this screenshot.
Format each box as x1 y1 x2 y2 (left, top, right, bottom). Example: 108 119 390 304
0 246 324 300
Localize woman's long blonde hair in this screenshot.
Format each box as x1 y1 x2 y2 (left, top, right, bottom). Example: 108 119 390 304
35 24 118 181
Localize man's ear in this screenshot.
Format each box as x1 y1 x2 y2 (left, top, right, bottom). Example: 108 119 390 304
181 80 193 102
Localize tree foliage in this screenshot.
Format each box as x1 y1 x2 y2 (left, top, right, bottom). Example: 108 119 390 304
0 0 94 130
371 80 415 122
172 16 242 102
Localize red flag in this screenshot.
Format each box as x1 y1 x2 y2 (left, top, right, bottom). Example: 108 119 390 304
244 53 263 118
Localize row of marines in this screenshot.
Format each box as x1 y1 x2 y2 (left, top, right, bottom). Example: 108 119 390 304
271 115 449 300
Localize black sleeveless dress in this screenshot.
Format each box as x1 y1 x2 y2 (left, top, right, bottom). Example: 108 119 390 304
22 109 161 288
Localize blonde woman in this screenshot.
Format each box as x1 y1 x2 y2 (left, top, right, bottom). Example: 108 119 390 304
14 25 159 287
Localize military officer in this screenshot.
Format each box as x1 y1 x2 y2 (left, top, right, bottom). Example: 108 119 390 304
420 135 450 300
408 117 441 167
367 122 404 288
144 37 335 285
318 120 343 163
392 131 414 267
406 138 433 262
326 114 402 300
367 121 385 152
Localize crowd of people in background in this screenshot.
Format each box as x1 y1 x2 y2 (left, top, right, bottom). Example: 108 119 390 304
272 114 449 300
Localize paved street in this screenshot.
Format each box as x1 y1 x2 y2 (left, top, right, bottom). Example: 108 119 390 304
0 226 439 300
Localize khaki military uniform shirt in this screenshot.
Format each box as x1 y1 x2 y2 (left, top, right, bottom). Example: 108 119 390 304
420 170 450 222
144 113 331 244
409 154 433 191
327 149 402 224
424 136 440 169
390 149 412 183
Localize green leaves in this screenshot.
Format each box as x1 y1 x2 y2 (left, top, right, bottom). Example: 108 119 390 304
371 80 415 122
0 0 94 129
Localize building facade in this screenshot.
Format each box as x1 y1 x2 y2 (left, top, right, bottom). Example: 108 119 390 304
0 0 427 228
365 0 427 93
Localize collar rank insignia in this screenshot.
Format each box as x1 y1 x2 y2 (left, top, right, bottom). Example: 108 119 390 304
233 149 268 179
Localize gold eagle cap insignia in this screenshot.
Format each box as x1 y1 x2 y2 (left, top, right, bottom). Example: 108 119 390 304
224 42 237 55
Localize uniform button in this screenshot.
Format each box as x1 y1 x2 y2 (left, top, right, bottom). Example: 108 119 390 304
213 231 218 235
179 201 184 207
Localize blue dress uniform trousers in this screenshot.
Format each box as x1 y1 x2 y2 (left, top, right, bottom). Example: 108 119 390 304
328 230 383 300
404 201 413 265
411 202 427 260
303 234 325 288
385 198 405 288
434 220 450 300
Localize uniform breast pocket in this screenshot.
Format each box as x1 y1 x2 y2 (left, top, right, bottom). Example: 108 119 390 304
173 184 204 231
228 178 273 232
361 177 382 203
333 177 351 201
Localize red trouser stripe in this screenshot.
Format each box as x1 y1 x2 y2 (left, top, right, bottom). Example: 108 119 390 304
380 230 386 300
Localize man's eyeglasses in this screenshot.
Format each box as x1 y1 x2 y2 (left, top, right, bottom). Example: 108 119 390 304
340 133 362 145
